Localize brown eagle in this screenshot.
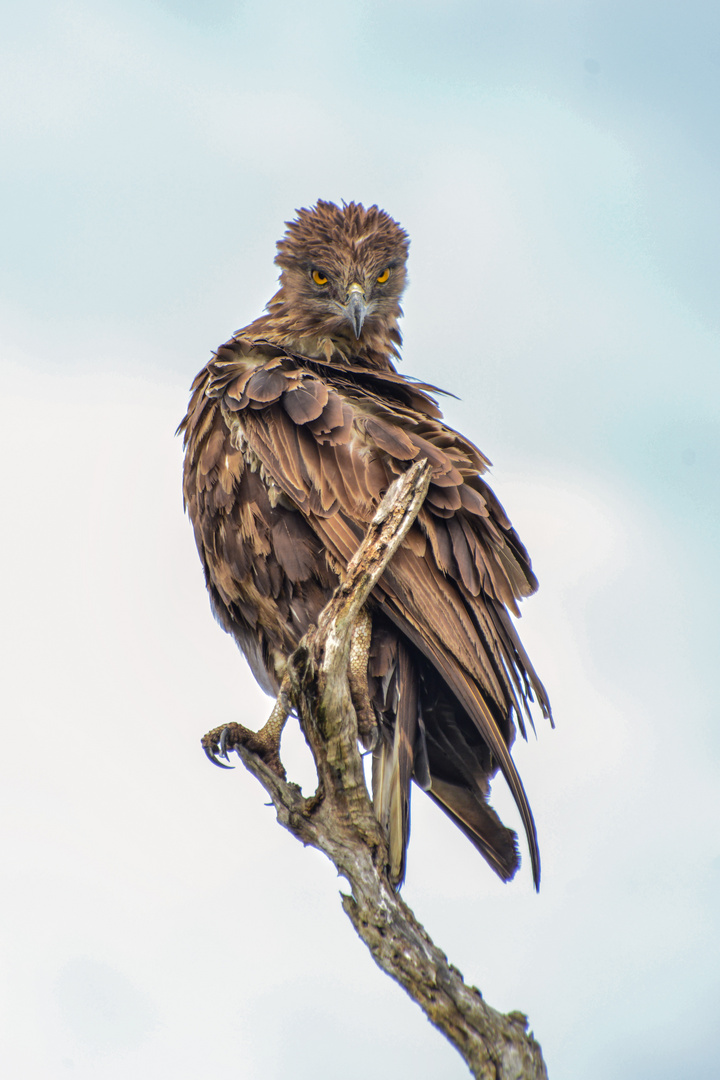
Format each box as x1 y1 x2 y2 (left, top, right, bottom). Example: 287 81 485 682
179 200 551 888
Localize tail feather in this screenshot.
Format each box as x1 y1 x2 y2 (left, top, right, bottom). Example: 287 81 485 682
428 778 520 882
370 623 540 890
391 620 542 890
372 643 418 887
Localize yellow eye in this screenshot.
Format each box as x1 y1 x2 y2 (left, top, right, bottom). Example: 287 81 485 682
312 270 328 286
376 268 390 284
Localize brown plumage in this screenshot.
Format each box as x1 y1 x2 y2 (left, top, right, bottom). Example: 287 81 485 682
179 200 552 888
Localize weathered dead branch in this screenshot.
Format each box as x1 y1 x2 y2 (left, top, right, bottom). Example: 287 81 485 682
202 459 548 1080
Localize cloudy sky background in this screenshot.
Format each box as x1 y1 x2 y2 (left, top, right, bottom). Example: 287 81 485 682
2 2 719 1077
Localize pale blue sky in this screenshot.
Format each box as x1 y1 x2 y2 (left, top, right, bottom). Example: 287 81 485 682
1 3 719 1079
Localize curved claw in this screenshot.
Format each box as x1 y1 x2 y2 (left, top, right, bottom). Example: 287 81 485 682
219 726 232 759
203 741 234 770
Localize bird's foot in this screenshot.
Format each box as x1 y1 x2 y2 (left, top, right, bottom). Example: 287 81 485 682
202 680 292 778
202 721 287 778
353 696 379 751
349 607 378 750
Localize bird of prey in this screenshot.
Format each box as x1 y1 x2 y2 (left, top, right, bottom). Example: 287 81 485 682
179 200 551 888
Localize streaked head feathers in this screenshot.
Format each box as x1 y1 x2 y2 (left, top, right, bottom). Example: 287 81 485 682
275 200 410 277
267 201 409 356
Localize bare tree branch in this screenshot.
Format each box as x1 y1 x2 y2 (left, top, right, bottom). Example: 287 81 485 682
202 459 548 1080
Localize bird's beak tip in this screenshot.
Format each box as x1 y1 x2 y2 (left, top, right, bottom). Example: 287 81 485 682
345 285 368 339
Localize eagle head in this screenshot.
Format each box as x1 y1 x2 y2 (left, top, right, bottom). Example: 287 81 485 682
271 200 410 357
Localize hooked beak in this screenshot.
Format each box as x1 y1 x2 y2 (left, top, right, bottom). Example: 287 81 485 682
343 282 368 339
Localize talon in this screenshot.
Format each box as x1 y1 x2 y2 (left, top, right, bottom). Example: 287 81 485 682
203 742 234 769
357 713 379 751
201 725 236 769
